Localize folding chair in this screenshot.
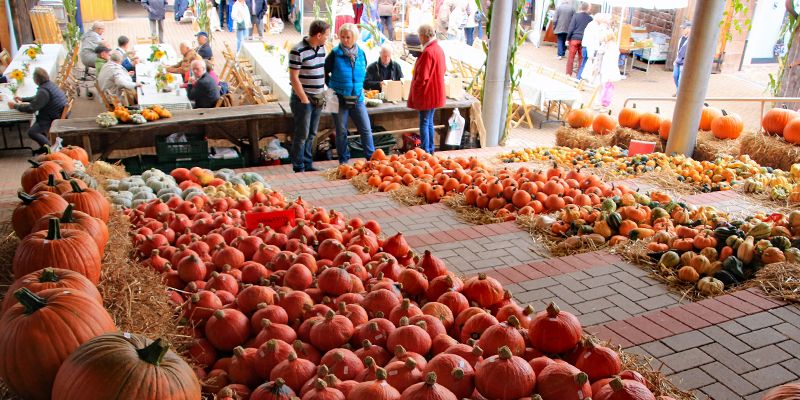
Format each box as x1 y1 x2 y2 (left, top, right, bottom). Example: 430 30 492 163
215 93 234 107
510 87 534 129
95 82 114 111
0 49 10 68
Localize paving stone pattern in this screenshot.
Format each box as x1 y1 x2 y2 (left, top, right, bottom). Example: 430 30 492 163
244 160 800 399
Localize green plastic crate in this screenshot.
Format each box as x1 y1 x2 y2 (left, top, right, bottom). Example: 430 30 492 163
155 133 209 163
348 133 396 159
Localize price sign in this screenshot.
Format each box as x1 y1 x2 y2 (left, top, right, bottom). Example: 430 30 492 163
244 210 296 231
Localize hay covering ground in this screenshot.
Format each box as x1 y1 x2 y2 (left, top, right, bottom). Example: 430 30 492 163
740 132 800 171
693 130 741 161
442 193 504 225
613 127 666 152
100 212 188 350
555 126 615 149
388 183 426 207
322 167 340 181
614 341 697 400
744 262 800 302
0 222 21 400
350 173 379 194
516 213 608 258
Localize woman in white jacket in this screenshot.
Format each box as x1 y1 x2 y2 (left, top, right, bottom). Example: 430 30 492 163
231 0 251 53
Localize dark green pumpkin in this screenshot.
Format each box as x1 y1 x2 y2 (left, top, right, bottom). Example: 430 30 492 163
714 270 738 286
713 226 742 242
606 212 622 231
722 256 745 281
651 207 669 220
770 236 792 250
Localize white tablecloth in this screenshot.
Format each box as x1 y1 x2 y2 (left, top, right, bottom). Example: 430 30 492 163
239 41 292 102
439 40 485 70
519 71 583 110
0 44 67 123
133 44 180 66
135 63 193 111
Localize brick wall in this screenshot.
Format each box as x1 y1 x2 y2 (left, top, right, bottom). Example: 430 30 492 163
630 9 676 36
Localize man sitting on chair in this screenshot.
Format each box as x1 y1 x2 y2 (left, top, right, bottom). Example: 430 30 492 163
196 32 213 60
186 59 220 108
6 68 68 155
115 35 138 73
94 45 112 73
98 52 143 106
364 44 403 91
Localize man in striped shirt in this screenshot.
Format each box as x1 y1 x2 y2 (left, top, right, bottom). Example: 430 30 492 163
289 20 331 173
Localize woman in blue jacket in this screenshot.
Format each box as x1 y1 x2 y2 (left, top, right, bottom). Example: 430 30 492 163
324 23 375 164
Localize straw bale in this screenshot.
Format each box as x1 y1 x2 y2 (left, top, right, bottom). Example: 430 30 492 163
693 130 741 161
740 132 800 171
744 262 800 303
350 173 379 194
555 126 615 149
388 183 426 207
613 127 666 152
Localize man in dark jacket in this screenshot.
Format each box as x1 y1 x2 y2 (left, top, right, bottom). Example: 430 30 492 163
552 0 574 59
566 1 592 77
364 45 403 91
673 21 691 95
6 68 67 154
143 0 167 43
196 32 213 60
187 60 221 108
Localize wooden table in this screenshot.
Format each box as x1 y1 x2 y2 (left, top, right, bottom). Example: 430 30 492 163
51 96 477 164
51 103 286 163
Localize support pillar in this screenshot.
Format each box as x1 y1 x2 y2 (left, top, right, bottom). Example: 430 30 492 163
665 0 726 156
481 0 514 147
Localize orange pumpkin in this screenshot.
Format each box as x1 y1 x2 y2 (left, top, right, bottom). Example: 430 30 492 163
658 118 672 141
566 108 594 129
699 103 723 131
711 110 743 139
762 106 798 136
592 112 618 135
638 107 662 133
784 117 800 145
617 104 641 129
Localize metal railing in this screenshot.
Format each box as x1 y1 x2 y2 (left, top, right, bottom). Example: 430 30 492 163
622 97 800 123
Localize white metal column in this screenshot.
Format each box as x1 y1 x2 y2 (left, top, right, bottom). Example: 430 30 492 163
481 0 515 147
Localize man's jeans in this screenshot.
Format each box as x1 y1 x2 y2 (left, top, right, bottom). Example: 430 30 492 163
556 32 568 57
380 16 394 39
333 100 375 163
290 94 322 172
673 63 682 89
465 27 475 46
149 19 164 43
577 47 588 80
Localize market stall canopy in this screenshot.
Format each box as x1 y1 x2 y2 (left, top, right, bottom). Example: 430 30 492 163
586 0 688 9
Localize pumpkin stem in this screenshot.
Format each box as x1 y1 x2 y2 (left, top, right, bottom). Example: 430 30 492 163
14 287 48 314
609 377 624 391
575 372 589 385
46 217 62 241
523 304 535 316
233 346 246 357
274 378 287 388
405 358 417 370
60 170 70 180
375 368 388 381
507 315 521 328
532 395 543 400
67 179 85 194
401 298 411 310
38 268 60 282
46 174 56 186
722 109 728 116
452 368 465 380
292 340 304 353
287 351 298 361
362 339 372 349
394 345 407 356
471 345 483 357
655 107 660 114
136 338 170 366
477 273 487 280
18 192 36 204
325 309 336 320
546 302 560 317
318 365 329 376
399 316 409 326
339 302 347 313
364 356 375 367
497 346 512 360
314 378 327 390
28 159 42 168
424 372 437 386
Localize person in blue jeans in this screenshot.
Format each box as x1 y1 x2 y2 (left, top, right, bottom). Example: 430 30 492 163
289 20 331 172
673 21 691 94
324 23 375 163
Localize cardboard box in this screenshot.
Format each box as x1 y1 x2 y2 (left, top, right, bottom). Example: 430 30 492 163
383 80 403 102
401 79 412 101
445 76 465 99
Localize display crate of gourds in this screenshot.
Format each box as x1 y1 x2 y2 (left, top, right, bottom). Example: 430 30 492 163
95 104 172 127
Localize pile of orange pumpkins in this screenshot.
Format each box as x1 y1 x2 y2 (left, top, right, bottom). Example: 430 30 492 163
1 146 203 400
566 103 748 141
762 106 800 145
121 176 675 400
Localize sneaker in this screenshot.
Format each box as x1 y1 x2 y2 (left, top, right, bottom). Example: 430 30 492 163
557 56 563 60
305 166 321 172
32 147 47 155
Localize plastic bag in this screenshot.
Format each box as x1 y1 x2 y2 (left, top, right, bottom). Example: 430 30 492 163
322 88 339 114
269 17 284 34
263 137 289 160
445 109 465 146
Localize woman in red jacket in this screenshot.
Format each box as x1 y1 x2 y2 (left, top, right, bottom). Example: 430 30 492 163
407 23 446 154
